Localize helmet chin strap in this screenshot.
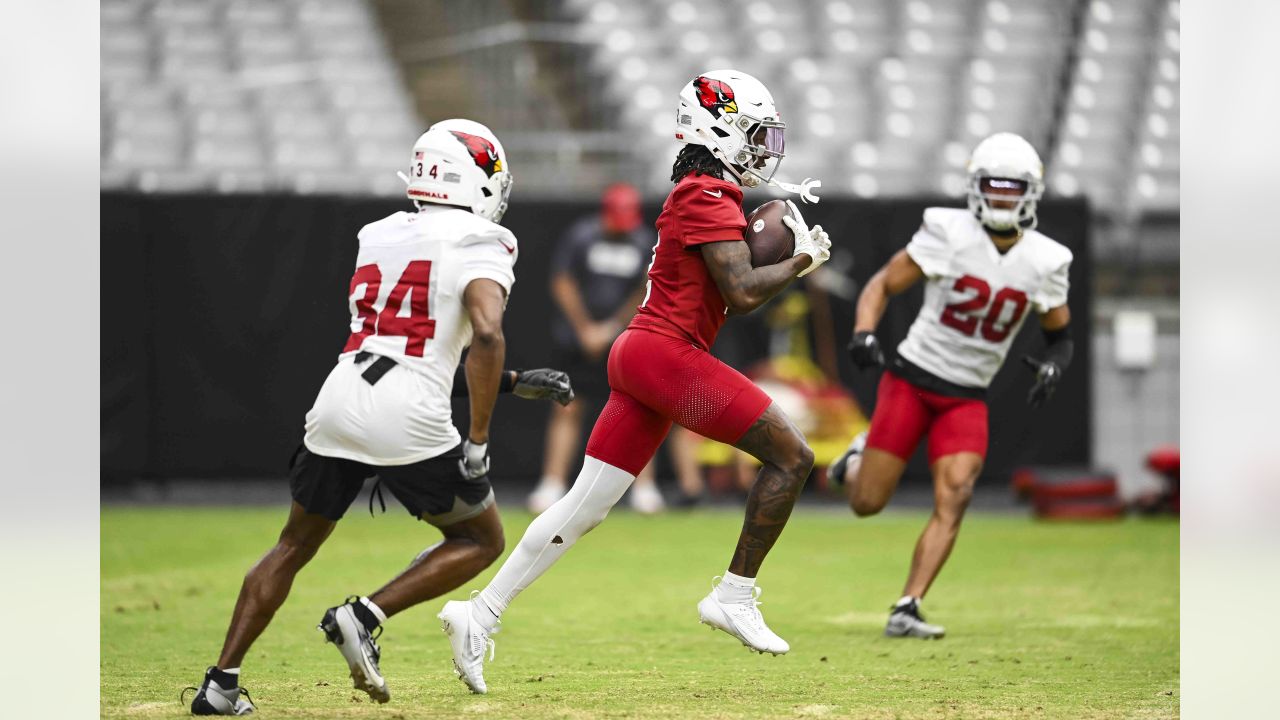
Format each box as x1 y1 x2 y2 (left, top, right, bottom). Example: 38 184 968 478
985 208 1017 230
981 200 1037 233
985 223 1021 238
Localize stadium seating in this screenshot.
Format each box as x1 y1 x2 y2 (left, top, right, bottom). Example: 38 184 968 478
1050 0 1179 213
101 0 420 195
101 0 1178 216
559 0 1176 214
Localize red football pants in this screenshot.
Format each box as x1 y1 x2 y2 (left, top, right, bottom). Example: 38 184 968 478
865 370 989 465
584 329 773 476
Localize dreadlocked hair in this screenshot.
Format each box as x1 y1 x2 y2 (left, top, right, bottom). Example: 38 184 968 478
670 144 725 183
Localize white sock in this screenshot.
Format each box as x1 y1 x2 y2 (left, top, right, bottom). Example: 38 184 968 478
476 457 635 627
221 667 240 675
471 591 503 632
716 571 757 603
361 596 388 624
536 475 565 491
895 595 918 608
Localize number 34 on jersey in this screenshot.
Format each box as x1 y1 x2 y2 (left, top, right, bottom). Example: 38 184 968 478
335 206 517 381
343 260 436 357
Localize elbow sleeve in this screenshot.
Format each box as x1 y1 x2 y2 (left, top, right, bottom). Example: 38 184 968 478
1042 326 1074 371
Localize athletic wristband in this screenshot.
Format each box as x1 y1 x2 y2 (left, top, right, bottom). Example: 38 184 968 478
453 368 519 397
498 370 519 393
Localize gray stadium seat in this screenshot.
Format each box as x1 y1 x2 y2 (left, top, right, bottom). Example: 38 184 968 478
100 0 421 193
191 138 266 171
101 0 1175 213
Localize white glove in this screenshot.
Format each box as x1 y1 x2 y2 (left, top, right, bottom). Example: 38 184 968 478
783 200 831 277
459 439 490 480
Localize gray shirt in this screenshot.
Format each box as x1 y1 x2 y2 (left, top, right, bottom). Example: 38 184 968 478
550 216 654 349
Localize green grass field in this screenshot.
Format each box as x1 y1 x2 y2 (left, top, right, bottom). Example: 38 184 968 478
102 506 1178 719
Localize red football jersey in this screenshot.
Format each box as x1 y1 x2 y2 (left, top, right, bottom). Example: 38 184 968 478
628 173 746 350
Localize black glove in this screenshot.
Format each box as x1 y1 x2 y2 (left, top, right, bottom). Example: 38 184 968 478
458 439 490 480
512 368 575 406
847 331 885 370
1022 356 1062 408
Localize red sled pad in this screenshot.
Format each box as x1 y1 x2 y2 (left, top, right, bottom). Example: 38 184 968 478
1145 446 1180 479
1034 501 1126 521
1031 478 1118 502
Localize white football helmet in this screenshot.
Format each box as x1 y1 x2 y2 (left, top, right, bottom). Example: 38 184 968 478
675 69 820 203
966 132 1045 232
405 119 512 223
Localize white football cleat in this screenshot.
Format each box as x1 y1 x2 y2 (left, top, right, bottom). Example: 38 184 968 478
318 599 389 703
526 481 566 515
438 599 496 694
629 483 666 514
697 578 790 655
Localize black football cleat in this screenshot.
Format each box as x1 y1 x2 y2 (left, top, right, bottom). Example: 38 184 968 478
884 599 946 639
318 597 390 703
825 431 867 489
183 667 255 716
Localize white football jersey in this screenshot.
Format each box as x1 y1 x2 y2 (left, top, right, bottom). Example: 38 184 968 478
896 207 1071 389
303 205 518 465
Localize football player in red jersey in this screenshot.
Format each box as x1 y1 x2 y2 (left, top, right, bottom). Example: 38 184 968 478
828 133 1074 639
437 70 833 693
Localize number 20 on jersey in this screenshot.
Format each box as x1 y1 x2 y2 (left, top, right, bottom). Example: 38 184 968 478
940 274 1028 343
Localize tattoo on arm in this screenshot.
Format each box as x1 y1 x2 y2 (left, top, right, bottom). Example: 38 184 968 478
701 241 809 315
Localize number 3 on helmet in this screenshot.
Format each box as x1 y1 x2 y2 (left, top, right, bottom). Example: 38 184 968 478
405 119 513 224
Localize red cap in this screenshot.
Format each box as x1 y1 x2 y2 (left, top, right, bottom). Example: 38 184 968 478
602 182 642 233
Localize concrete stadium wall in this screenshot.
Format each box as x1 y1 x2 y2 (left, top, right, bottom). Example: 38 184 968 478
101 192 1093 489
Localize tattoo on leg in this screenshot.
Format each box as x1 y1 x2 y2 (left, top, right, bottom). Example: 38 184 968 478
729 411 809 576
735 410 795 461
731 467 801 575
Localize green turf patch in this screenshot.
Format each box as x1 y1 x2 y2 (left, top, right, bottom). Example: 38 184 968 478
102 506 1178 719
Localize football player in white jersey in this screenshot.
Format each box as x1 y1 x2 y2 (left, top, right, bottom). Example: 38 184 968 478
186 119 573 716
827 133 1074 639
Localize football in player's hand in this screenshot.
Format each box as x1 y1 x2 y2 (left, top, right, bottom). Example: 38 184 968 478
744 199 796 267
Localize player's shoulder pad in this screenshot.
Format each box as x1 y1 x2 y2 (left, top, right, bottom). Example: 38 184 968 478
356 210 411 243
1023 229 1073 270
456 216 518 256
919 207 974 247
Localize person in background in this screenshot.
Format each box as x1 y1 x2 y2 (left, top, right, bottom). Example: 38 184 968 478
527 183 669 514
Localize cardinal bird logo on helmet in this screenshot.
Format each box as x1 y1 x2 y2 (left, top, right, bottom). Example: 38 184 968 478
450 130 503 177
693 76 737 116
